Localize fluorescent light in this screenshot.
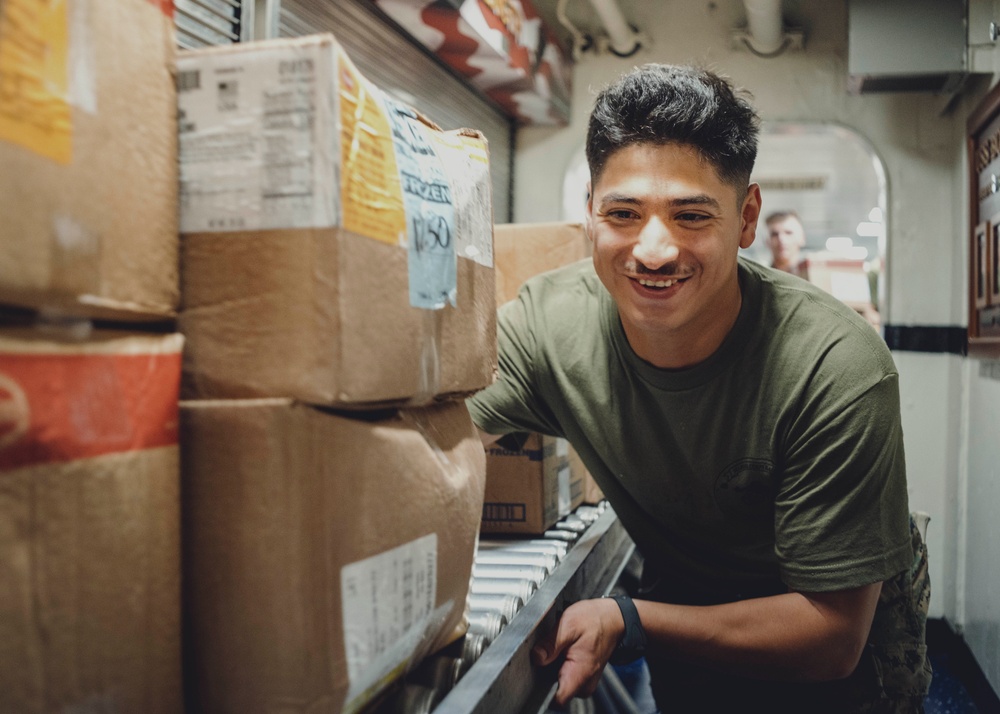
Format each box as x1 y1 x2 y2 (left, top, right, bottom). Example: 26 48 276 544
826 236 854 252
856 221 883 237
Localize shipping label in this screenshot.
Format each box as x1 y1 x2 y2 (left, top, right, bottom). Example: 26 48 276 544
383 96 458 309
177 42 338 233
557 463 572 517
337 47 406 247
0 0 73 163
340 534 443 711
432 131 494 268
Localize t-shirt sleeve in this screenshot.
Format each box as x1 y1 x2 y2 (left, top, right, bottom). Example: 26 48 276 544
466 292 562 438
774 372 912 592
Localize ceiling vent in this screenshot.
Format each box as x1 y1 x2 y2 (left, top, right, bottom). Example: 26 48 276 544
848 0 966 94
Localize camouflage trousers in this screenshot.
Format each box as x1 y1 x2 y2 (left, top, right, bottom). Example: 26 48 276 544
852 514 933 713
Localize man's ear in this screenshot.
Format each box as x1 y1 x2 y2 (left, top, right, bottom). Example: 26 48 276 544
739 183 762 250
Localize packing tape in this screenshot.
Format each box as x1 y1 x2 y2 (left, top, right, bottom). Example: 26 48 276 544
406 308 443 408
50 214 101 302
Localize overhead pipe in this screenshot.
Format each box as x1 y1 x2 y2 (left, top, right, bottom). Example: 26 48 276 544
586 0 643 57
741 0 789 56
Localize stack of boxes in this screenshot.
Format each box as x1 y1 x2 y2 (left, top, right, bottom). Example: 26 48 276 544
0 0 183 711
176 36 495 713
2 15 496 713
481 223 604 536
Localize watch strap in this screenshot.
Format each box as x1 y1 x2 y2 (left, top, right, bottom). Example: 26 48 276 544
608 594 647 665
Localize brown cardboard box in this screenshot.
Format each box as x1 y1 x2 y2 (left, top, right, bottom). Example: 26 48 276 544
0 0 178 321
0 328 183 714
180 398 486 714
482 434 581 534
494 222 591 305
568 445 605 505
178 36 497 406
798 253 875 311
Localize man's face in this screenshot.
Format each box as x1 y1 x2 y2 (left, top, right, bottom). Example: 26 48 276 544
767 217 805 264
586 142 760 367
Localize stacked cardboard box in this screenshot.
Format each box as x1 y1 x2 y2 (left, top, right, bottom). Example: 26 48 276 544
482 434 583 534
0 0 178 321
181 399 485 714
494 221 591 306
0 328 184 714
484 222 597 532
0 0 183 710
177 35 497 406
568 444 605 505
177 35 494 713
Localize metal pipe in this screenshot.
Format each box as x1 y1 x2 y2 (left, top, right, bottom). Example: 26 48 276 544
586 0 642 56
742 0 784 54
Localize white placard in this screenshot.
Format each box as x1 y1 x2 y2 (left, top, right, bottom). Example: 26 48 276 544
340 533 439 707
177 42 338 233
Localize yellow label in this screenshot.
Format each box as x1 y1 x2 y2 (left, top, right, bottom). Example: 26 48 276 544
0 0 73 163
432 131 488 166
337 47 405 246
459 133 489 164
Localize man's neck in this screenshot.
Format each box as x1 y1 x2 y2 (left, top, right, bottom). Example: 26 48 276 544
622 285 744 370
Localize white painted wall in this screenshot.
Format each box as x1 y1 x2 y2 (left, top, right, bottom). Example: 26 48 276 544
513 0 972 628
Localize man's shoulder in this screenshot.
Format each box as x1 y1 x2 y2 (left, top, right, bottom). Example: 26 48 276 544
742 258 897 379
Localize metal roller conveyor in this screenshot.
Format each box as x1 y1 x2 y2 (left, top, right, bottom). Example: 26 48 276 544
375 503 632 714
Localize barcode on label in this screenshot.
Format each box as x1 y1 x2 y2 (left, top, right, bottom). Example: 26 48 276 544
177 70 201 92
483 503 527 522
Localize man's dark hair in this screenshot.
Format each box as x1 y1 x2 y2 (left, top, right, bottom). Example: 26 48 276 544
586 64 760 193
765 210 802 225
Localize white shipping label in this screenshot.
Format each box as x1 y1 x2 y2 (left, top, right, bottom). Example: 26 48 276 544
340 534 438 687
557 464 572 517
432 133 494 268
177 43 339 233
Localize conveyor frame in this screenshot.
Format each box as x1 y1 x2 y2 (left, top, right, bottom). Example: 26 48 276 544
435 508 635 714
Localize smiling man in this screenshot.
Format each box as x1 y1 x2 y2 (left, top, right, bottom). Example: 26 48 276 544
466 65 930 712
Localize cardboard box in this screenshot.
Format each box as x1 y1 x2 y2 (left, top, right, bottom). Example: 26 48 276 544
798 253 875 311
568 445 605 505
494 222 591 305
482 434 582 534
180 398 486 714
0 0 178 321
178 36 497 407
0 328 183 714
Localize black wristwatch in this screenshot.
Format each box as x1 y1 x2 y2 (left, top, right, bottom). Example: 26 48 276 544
607 594 647 665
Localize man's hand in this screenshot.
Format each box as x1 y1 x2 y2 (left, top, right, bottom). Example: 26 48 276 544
531 598 625 706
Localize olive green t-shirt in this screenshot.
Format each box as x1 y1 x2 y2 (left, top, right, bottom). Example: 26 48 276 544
467 257 924 709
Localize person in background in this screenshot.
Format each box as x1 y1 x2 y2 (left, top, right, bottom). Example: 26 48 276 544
467 64 930 712
765 210 807 274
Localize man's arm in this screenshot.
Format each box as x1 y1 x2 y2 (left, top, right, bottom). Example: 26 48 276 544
532 582 882 706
